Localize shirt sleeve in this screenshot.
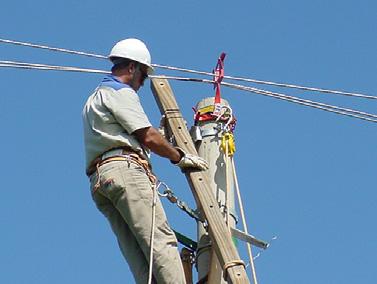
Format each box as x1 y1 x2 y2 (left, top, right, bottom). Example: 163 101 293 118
103 87 152 134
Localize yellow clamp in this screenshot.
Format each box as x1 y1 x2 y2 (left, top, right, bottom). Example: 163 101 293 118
221 133 236 156
197 105 215 115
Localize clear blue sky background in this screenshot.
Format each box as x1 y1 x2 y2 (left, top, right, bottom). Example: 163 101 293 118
1 1 376 283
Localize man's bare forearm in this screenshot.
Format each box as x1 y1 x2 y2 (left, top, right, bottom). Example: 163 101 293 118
133 127 181 162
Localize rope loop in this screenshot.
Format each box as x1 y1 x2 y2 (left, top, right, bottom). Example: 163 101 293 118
155 180 170 198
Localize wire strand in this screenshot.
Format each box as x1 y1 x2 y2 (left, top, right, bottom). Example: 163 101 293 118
223 75 377 100
0 38 108 59
1 37 375 100
1 61 376 123
221 81 377 123
153 75 377 123
0 60 110 74
151 64 377 100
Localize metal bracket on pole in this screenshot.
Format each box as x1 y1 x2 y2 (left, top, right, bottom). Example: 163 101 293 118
230 228 268 250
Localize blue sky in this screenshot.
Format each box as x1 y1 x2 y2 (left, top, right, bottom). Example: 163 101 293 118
1 1 376 283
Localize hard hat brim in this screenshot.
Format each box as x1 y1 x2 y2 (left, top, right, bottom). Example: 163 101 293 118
108 56 154 75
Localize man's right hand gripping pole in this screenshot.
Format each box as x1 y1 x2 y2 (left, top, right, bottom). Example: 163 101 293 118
172 147 209 171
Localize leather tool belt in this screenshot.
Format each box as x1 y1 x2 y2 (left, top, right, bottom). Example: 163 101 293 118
86 146 151 178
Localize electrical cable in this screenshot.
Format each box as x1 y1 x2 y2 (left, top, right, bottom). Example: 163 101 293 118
223 75 377 100
1 37 375 100
221 81 377 122
151 64 377 100
154 75 377 123
0 38 107 59
0 60 376 123
0 60 110 74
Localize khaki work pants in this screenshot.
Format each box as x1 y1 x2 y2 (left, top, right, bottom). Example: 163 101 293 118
90 160 186 284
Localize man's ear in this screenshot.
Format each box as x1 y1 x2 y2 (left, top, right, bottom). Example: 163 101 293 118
128 62 136 74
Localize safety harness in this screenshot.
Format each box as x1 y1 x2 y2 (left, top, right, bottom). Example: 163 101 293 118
87 147 157 192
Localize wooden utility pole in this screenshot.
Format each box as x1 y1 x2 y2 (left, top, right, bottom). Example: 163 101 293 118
151 78 249 284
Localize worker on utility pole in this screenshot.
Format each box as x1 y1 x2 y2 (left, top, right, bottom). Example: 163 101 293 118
82 38 208 284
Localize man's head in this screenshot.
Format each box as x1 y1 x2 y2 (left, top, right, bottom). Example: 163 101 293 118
109 38 153 91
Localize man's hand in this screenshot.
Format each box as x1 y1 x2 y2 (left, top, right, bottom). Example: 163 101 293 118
133 127 208 170
173 147 209 171
157 115 167 138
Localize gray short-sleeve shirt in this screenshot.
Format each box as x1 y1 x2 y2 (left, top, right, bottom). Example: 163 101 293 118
82 75 152 168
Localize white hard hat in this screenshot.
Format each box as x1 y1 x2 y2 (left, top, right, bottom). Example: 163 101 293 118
109 38 154 74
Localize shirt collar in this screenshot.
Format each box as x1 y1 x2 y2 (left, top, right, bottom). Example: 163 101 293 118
99 75 130 91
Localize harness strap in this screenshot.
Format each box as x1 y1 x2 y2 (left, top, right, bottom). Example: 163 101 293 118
213 52 226 117
91 154 157 193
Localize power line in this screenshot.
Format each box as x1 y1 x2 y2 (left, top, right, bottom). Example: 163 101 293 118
0 38 108 59
0 60 110 74
1 37 375 100
152 64 377 100
1 60 375 123
221 82 377 123
155 75 377 123
223 75 377 100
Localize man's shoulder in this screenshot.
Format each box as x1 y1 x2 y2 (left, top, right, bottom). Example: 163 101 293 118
98 85 137 101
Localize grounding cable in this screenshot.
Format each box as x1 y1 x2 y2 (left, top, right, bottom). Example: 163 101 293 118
1 60 376 123
1 38 376 100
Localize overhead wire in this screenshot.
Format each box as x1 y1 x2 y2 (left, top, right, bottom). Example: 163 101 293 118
0 38 108 59
0 60 110 74
223 75 377 100
1 60 376 123
154 75 377 123
149 64 377 100
221 82 377 123
1 37 376 100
